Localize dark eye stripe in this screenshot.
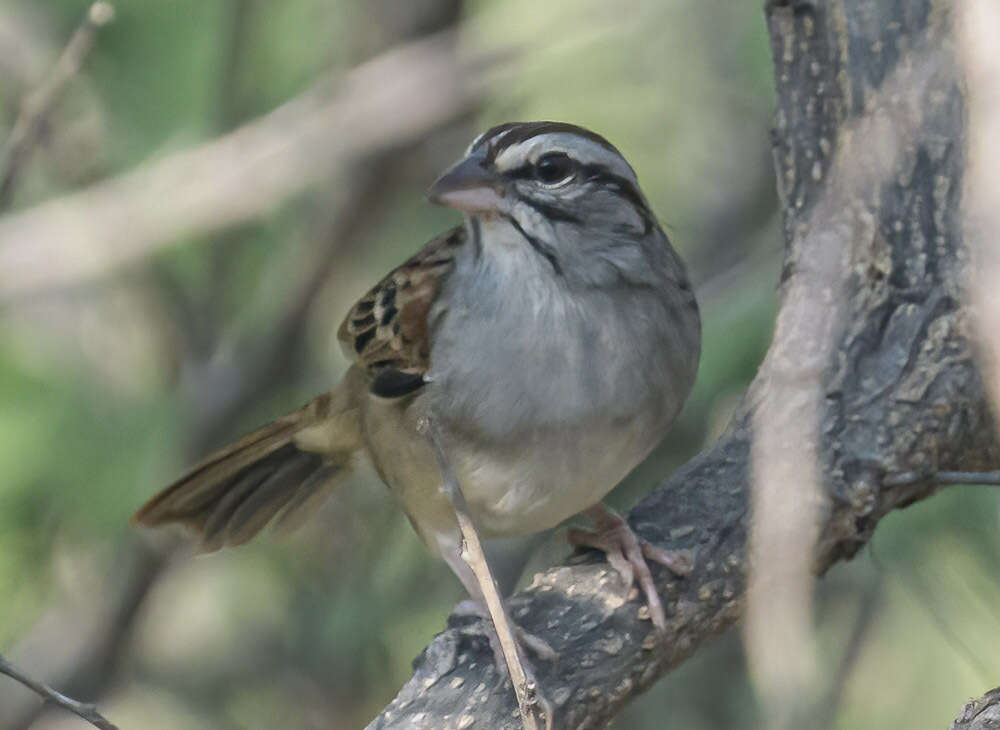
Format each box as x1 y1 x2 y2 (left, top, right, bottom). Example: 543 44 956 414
502 162 583 222
580 165 655 233
471 123 656 233
503 161 653 231
515 195 583 224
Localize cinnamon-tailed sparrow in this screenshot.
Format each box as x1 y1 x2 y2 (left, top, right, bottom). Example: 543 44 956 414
134 121 701 634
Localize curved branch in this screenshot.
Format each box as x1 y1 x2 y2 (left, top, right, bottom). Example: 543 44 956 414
368 3 997 728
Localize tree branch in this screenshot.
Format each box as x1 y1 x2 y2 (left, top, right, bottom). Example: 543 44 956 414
883 470 1000 487
0 652 118 730
951 688 1000 730
368 3 996 728
0 2 114 211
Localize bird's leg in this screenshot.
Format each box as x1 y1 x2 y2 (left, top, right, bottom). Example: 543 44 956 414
418 415 552 730
452 598 555 730
567 503 693 634
453 599 557 664
443 539 555 665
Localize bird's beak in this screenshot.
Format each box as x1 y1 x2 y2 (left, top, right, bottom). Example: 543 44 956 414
426 156 505 214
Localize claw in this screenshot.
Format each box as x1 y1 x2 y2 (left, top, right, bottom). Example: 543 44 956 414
521 665 555 730
568 504 690 635
642 540 693 576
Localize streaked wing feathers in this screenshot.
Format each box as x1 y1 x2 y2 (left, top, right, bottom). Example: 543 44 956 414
337 226 464 395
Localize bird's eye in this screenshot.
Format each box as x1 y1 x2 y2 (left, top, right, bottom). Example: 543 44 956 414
534 152 575 185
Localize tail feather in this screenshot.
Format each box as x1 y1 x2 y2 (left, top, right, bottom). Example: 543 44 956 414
271 464 342 534
133 385 360 551
220 446 324 547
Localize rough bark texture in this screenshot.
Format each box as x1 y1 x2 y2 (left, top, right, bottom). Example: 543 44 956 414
368 2 998 728
952 687 1000 730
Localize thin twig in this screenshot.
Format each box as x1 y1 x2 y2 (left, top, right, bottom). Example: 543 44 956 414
882 471 1000 487
0 2 114 211
0 652 118 730
0 537 172 730
934 471 1000 485
418 415 546 730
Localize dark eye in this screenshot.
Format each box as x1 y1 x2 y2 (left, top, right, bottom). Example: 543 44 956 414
534 152 576 185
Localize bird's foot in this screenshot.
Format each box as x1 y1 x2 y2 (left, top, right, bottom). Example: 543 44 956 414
567 503 692 634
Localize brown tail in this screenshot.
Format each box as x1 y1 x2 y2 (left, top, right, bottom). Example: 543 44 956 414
133 381 361 552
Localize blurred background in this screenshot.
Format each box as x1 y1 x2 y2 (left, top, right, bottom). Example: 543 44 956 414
0 1 996 728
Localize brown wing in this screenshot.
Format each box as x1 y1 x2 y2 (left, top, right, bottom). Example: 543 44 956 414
338 226 465 397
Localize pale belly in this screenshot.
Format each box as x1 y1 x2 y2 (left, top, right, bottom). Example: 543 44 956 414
450 423 658 536
359 391 664 553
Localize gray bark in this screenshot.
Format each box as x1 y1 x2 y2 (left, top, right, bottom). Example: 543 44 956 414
369 2 999 728
952 688 1000 730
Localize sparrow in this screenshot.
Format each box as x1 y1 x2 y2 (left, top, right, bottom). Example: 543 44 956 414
133 120 701 640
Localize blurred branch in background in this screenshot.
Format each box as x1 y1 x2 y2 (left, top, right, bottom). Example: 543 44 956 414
0 652 117 730
0 26 510 303
964 0 1000 411
747 18 951 727
0 5 122 726
0 1 472 727
0 2 113 211
185 152 404 450
954 0 1000 724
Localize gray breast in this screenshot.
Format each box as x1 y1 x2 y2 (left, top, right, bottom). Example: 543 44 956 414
426 226 698 448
